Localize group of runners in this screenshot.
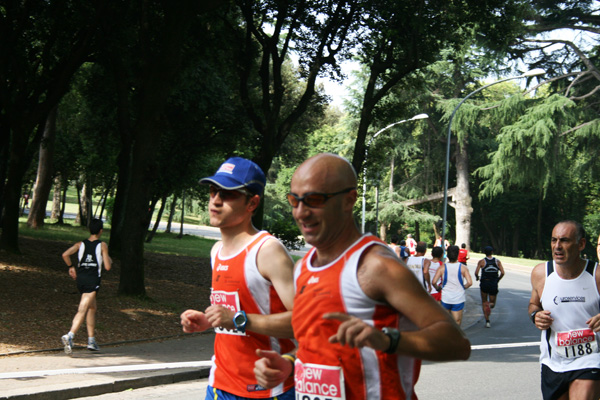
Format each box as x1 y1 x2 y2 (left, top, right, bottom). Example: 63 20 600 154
58 153 600 400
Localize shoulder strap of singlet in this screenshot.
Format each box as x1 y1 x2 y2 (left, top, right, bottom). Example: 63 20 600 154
585 259 594 275
546 260 554 276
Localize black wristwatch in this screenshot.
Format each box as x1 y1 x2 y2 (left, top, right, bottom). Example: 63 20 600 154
382 327 401 354
233 310 248 333
530 310 539 324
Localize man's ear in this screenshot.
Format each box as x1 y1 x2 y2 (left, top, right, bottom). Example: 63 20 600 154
578 237 586 251
247 194 261 213
343 189 358 211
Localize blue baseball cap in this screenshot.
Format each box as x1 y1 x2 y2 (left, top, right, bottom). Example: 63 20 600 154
199 157 266 196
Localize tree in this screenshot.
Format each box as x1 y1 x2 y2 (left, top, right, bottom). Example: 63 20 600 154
221 0 360 224
27 107 58 229
0 1 100 252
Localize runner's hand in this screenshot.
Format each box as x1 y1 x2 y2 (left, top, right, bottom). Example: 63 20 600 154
204 304 235 330
323 312 389 352
180 310 212 333
254 349 293 389
587 313 600 332
534 310 553 330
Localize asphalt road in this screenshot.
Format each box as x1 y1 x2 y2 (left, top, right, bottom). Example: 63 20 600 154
81 264 545 399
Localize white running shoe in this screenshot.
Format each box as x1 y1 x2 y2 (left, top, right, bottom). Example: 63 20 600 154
87 340 100 351
485 321 491 328
61 334 73 355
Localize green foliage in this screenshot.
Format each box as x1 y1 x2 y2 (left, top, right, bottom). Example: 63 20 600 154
263 171 304 251
477 94 576 198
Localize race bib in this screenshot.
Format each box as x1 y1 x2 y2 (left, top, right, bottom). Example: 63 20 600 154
555 328 598 359
210 290 245 336
295 360 345 400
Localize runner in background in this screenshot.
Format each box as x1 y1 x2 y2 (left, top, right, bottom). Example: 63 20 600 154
429 246 444 303
475 246 505 328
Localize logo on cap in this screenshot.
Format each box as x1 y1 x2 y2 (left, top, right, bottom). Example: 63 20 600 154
218 163 235 174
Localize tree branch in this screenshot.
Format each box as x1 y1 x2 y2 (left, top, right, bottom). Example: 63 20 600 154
560 119 600 136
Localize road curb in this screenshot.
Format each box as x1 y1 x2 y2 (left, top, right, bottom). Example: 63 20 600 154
1 367 210 400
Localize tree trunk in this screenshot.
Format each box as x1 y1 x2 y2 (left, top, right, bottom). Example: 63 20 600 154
535 191 544 259
415 221 420 242
27 107 58 229
177 192 185 239
75 179 83 226
0 124 44 253
59 185 67 224
454 136 472 250
81 178 92 227
146 194 167 243
511 225 520 257
166 195 177 233
51 176 62 220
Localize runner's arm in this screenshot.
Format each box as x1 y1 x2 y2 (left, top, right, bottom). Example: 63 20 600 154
423 258 432 292
474 260 484 280
497 260 505 281
101 242 112 271
326 247 470 361
246 238 295 338
587 270 600 332
462 265 473 289
529 263 552 330
431 265 444 292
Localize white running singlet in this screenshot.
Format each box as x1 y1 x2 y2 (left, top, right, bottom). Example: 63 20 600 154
539 260 600 372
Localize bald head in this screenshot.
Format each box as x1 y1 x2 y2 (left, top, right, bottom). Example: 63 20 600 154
292 153 357 191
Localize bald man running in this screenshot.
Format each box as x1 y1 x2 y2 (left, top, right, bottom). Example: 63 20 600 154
254 153 470 399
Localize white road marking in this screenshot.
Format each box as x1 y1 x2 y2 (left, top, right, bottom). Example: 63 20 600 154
472 341 539 350
2 342 542 379
0 360 212 379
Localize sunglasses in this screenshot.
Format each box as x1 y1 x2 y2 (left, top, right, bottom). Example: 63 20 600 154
286 187 356 208
209 186 251 201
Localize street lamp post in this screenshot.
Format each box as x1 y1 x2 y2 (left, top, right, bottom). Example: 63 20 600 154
441 68 545 248
361 113 429 234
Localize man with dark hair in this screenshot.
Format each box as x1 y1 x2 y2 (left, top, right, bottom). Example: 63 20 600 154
475 245 505 328
432 245 473 326
405 241 431 291
529 220 600 400
61 218 112 354
180 157 295 400
254 153 470 399
389 235 401 258
399 240 409 261
429 246 444 302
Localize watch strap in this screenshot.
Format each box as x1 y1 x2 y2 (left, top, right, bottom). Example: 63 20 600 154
382 327 401 354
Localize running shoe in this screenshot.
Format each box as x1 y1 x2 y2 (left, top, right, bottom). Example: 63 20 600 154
87 340 100 351
61 334 73 355
485 321 491 328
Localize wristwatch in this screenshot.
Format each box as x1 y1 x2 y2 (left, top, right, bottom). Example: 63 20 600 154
233 310 248 333
382 327 401 354
530 310 539 324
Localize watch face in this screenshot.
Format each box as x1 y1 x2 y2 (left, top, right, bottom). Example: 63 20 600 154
234 312 247 326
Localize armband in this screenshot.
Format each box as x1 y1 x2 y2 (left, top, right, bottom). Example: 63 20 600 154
281 353 296 375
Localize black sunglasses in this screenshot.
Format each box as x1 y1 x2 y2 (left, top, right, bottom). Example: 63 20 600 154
209 186 251 201
286 187 356 208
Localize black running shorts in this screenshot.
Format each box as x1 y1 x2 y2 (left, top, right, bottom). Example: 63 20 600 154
541 364 600 400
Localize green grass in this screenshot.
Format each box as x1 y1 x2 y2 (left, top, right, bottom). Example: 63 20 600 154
18 219 215 258
467 251 543 269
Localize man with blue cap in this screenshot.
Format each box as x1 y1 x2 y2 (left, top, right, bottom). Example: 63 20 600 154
180 157 296 400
